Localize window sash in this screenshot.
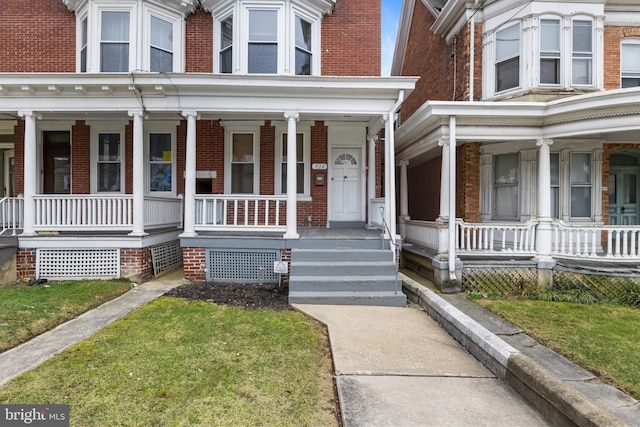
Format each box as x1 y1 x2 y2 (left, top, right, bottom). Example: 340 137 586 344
281 133 305 194
150 16 173 72
97 133 121 192
220 16 233 74
540 19 560 84
149 133 173 192
572 21 593 85
231 133 255 194
495 24 520 92
493 153 519 219
570 152 592 218
621 42 640 87
101 11 130 72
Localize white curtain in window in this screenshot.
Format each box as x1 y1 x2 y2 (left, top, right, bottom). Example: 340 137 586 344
102 12 129 41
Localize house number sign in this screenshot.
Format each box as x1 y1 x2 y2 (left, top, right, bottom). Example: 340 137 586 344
312 163 328 170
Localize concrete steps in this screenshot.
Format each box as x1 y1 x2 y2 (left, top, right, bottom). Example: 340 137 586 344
288 247 406 307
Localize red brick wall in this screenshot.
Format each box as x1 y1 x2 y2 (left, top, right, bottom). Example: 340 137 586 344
194 120 225 194
177 121 186 195
260 122 276 195
322 0 380 76
71 121 90 194
186 9 213 73
125 121 134 195
603 26 640 90
183 247 206 283
16 248 35 281
456 143 480 222
14 121 25 196
121 248 153 282
0 1 75 72
305 121 329 226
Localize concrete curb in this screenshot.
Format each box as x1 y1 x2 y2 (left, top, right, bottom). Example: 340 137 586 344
401 273 629 427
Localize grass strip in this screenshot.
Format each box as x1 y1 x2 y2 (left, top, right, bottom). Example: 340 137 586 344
477 299 640 400
0 280 132 352
0 297 338 426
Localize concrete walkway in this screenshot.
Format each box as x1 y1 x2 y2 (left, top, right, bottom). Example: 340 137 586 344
0 271 183 387
295 303 551 426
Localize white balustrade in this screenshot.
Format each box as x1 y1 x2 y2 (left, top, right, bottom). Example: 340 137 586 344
0 196 24 235
455 220 537 253
194 195 287 231
144 195 183 229
404 219 439 251
552 221 640 259
369 198 385 229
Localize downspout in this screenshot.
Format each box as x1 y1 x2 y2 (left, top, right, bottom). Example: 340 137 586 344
448 116 457 283
385 90 405 242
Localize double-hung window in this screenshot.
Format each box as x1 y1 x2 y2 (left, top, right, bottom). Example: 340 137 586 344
231 133 257 194
540 19 561 85
97 133 122 192
150 16 173 72
101 11 130 72
570 153 592 218
550 153 560 218
493 153 519 219
148 133 173 193
219 15 233 73
294 16 312 75
495 23 520 92
248 9 279 74
572 20 593 85
621 39 640 88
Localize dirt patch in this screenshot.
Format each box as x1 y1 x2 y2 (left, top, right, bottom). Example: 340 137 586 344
165 282 291 311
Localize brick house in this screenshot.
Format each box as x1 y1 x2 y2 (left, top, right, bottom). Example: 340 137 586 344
0 0 416 305
392 0 640 294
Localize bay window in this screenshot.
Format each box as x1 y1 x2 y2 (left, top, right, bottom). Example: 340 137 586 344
495 24 520 92
101 11 130 72
248 10 279 74
621 39 640 88
540 19 561 85
150 16 173 72
219 15 233 73
295 16 312 75
572 20 593 85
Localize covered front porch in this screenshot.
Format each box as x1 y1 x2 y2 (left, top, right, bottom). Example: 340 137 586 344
394 88 640 293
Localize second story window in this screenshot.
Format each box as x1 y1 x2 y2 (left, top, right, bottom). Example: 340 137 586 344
101 11 130 72
540 19 561 85
248 10 279 74
621 39 640 88
150 16 173 72
572 20 593 85
295 16 312 75
495 24 520 92
220 16 233 73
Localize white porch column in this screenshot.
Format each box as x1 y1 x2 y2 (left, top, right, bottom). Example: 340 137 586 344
398 159 409 236
437 137 450 255
181 111 198 237
367 135 377 227
448 116 457 282
536 138 553 256
18 111 40 236
129 110 147 236
284 112 299 239
383 113 397 239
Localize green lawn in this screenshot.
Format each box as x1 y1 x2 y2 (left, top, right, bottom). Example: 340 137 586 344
477 299 640 400
0 280 132 352
0 297 339 426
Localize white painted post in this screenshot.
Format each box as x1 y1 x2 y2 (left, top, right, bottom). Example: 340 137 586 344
181 111 198 236
536 138 553 256
448 116 457 281
437 137 450 255
367 135 377 227
129 110 147 236
18 111 40 236
284 112 299 239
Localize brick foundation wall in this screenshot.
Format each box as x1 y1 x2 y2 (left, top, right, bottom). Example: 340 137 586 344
16 248 36 281
280 248 291 284
121 248 153 283
183 247 206 283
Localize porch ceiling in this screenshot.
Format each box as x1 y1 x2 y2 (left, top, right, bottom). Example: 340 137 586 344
0 73 417 126
396 88 640 163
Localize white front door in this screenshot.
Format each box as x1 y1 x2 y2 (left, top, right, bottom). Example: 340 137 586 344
330 148 361 221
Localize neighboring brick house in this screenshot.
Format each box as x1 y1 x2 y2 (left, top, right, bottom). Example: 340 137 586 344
392 0 640 293
0 0 416 289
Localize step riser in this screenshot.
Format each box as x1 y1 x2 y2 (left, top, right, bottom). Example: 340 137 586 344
294 239 386 250
289 292 406 307
291 251 392 263
289 279 398 293
291 264 396 277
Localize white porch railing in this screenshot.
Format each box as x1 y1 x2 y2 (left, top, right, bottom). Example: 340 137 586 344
194 195 287 232
456 219 537 254
404 219 439 251
552 221 640 259
145 195 183 229
0 196 24 235
33 195 183 231
369 198 385 229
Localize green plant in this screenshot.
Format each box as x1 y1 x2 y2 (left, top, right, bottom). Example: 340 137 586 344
618 285 640 308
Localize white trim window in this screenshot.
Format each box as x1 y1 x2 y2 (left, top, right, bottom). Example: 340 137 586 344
495 23 520 93
213 1 321 75
621 38 640 88
540 19 561 85
146 129 176 194
74 0 186 73
224 127 260 194
570 152 592 218
90 124 125 193
571 20 593 85
493 153 519 220
550 152 560 218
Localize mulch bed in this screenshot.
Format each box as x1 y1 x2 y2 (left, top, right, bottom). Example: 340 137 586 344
165 282 292 311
